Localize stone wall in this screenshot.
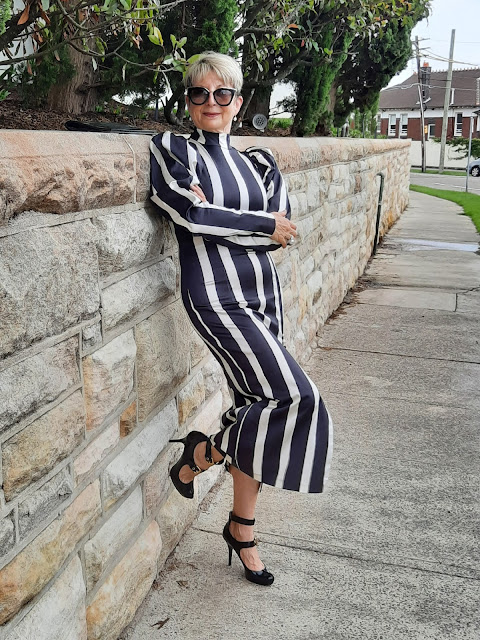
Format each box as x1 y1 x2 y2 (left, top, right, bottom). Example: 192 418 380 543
0 131 410 639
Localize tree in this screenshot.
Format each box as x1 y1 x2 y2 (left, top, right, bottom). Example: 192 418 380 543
440 137 480 160
291 27 353 136
239 0 430 132
334 17 418 131
159 0 237 125
0 0 187 111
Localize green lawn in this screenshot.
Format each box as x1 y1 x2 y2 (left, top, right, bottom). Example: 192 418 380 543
410 184 480 233
410 168 466 177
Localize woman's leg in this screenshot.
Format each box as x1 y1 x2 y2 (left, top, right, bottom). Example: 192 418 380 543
229 464 265 571
177 441 265 571
177 440 224 484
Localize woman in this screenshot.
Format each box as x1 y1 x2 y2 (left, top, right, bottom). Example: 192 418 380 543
150 52 332 586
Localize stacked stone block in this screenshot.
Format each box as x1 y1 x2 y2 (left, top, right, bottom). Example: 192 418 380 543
0 131 410 639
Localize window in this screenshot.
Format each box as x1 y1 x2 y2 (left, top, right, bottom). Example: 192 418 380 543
455 113 463 136
388 114 397 137
376 114 381 134
400 114 408 137
427 123 435 140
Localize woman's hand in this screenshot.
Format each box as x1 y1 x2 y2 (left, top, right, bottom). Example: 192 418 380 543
190 184 207 202
190 186 296 248
271 210 297 248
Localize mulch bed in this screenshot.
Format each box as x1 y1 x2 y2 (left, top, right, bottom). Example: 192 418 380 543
0 94 291 137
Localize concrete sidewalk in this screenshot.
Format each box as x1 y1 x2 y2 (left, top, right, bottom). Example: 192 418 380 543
123 191 480 640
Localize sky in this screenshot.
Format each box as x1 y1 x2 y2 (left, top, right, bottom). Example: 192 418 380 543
271 0 480 114
388 0 480 86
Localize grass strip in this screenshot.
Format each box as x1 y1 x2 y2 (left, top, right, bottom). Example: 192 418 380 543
410 184 480 233
410 168 466 177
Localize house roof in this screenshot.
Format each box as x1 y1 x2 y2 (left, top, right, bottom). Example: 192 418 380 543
379 68 480 110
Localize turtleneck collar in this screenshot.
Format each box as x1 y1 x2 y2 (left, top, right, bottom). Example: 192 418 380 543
191 127 231 149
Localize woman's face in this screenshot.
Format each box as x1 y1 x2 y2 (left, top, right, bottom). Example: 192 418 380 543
186 71 243 134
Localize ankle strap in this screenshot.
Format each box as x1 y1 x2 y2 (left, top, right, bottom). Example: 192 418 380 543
230 511 255 526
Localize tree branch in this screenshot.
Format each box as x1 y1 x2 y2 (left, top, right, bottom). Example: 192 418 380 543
243 48 310 89
234 26 276 38
0 2 40 52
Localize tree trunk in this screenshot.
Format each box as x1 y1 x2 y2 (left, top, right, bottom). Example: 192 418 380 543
326 80 338 114
164 83 186 126
47 46 98 114
244 84 272 122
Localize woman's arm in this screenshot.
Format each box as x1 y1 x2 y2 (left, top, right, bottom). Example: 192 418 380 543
150 133 276 239
192 184 296 249
245 147 291 220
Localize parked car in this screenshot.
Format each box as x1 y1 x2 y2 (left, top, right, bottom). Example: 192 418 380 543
468 158 480 177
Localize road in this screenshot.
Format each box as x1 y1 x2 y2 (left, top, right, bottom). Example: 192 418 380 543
410 170 480 195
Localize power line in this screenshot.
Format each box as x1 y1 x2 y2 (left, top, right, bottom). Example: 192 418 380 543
381 83 480 93
417 48 478 67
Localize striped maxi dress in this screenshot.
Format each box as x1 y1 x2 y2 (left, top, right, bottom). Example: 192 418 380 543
150 127 333 493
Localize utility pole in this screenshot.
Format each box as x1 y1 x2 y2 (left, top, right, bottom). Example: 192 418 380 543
466 115 473 193
439 29 455 173
415 36 427 172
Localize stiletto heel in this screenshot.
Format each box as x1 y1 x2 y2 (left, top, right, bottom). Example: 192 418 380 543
169 431 223 499
222 512 274 586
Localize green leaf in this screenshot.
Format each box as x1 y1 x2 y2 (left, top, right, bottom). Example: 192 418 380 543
153 26 163 45
170 33 176 48
148 35 160 45
41 0 49 10
178 36 187 48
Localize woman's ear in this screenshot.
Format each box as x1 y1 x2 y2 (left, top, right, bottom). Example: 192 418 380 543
235 94 243 116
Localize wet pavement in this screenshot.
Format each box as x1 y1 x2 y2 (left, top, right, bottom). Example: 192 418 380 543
123 191 480 640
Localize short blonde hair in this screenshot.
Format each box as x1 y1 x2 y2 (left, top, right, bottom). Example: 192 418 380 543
184 51 243 92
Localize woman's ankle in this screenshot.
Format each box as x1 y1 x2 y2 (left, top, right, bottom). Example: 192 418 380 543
193 440 223 470
229 520 254 541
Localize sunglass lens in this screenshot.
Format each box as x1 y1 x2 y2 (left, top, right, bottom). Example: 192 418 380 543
214 89 235 105
189 88 208 104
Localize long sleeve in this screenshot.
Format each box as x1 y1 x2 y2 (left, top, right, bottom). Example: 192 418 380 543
244 147 291 219
150 132 276 239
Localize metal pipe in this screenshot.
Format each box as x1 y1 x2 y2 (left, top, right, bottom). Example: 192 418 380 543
373 173 385 255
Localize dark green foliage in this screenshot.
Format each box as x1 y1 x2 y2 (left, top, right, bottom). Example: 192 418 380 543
194 0 237 54
334 20 416 129
438 137 480 160
98 0 237 118
0 0 11 35
292 28 353 136
9 47 75 108
268 117 292 130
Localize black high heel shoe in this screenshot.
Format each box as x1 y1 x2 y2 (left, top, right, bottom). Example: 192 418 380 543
169 431 222 499
223 512 274 586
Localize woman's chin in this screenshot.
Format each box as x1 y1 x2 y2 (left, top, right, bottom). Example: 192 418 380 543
194 120 231 134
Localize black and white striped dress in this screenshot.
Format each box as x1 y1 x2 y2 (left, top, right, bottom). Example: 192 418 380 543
150 128 332 492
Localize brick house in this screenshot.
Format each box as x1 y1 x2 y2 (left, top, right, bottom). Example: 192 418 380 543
378 65 480 141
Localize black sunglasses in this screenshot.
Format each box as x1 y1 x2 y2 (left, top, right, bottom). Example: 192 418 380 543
186 87 237 106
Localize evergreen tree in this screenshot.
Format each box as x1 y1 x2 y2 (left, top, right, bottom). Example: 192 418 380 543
334 20 414 130
291 27 353 136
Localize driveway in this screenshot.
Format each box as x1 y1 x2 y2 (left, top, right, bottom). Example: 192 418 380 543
410 170 480 195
